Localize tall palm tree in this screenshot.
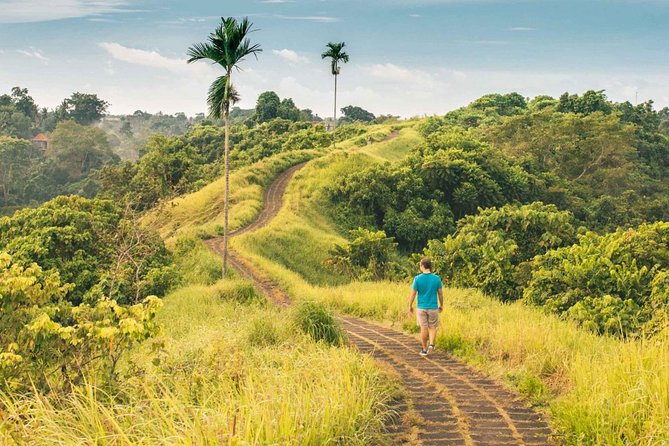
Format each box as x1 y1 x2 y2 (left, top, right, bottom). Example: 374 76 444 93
187 17 261 277
321 42 349 133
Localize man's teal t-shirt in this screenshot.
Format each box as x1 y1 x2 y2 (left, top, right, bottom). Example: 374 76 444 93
412 273 443 310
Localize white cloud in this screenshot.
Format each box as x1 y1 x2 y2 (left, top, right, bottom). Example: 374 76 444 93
98 42 216 79
16 48 49 63
260 0 295 3
275 15 340 22
272 49 308 64
409 14 422 17
367 63 442 88
510 27 536 31
0 0 136 23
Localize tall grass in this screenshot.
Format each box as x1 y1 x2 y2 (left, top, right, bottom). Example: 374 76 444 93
0 124 416 445
294 301 344 346
229 136 669 445
0 264 399 445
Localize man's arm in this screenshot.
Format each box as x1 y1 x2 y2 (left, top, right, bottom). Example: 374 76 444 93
437 288 444 313
408 289 417 313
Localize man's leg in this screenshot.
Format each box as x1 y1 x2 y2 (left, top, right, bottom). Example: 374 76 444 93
428 327 437 347
420 325 429 351
428 310 440 349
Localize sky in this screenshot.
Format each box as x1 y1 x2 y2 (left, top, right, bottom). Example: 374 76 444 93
1 0 668 118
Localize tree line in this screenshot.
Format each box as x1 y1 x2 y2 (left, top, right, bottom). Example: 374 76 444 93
327 91 669 337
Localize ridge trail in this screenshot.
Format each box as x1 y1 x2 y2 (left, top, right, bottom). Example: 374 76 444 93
205 160 553 445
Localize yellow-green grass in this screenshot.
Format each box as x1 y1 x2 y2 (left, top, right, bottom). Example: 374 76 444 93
142 122 406 248
0 277 400 445
230 143 669 445
143 149 320 246
359 127 422 162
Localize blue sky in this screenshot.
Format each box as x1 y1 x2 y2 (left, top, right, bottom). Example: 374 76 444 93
1 0 668 118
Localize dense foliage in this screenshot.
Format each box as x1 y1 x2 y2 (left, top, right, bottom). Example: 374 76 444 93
424 203 581 301
525 222 669 336
0 196 171 391
0 87 119 214
99 120 331 210
0 252 162 392
0 196 174 305
327 90 669 338
328 126 547 251
324 228 402 280
340 105 376 124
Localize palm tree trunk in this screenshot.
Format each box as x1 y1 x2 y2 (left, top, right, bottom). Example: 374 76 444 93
222 78 231 278
333 73 338 132
332 73 338 149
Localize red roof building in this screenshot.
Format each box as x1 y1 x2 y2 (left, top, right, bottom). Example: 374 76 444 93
32 133 48 152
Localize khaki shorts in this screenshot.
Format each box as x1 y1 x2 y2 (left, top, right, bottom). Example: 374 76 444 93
416 309 440 329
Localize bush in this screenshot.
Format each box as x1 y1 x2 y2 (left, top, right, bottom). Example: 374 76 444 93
324 228 404 281
424 202 581 301
293 301 343 346
525 221 669 336
0 252 162 392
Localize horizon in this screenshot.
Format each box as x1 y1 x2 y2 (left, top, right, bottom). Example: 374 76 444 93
1 0 668 118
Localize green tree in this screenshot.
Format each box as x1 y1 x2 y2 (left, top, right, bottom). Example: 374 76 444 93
423 203 580 301
484 109 636 196
48 120 118 181
10 87 38 121
58 92 109 125
470 92 527 116
278 98 301 121
525 222 669 336
187 17 262 276
557 90 613 115
0 195 174 306
0 104 33 138
255 91 281 122
0 252 162 392
341 105 375 123
321 42 349 132
324 228 400 280
0 137 34 207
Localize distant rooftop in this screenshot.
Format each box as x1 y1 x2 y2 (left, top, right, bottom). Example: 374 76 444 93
33 133 48 142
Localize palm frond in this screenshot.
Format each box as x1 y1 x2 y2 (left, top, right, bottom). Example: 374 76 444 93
321 41 349 75
207 75 238 119
188 17 262 71
186 42 220 65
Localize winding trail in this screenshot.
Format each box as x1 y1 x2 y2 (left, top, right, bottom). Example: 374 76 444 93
205 161 553 445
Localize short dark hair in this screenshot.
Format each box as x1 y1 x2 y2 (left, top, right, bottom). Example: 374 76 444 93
420 257 432 270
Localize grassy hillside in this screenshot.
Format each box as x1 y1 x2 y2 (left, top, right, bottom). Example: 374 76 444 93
0 243 400 445
0 123 412 444
228 129 669 445
143 150 319 245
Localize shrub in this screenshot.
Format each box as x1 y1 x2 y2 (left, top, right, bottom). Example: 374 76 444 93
424 202 580 301
0 253 162 392
525 221 669 336
324 228 404 281
293 301 343 346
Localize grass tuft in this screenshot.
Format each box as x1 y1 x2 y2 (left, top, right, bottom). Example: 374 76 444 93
293 301 344 346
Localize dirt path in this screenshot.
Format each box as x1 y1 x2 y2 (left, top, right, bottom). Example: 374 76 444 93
205 160 553 445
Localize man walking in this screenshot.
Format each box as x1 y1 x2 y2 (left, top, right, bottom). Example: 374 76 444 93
408 257 444 356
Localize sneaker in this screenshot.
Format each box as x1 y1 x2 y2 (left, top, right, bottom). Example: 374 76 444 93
428 344 435 353
419 349 428 357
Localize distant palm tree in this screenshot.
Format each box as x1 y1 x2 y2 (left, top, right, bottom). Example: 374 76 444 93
321 42 349 133
187 17 261 277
